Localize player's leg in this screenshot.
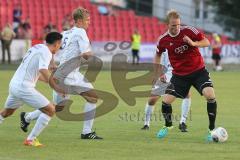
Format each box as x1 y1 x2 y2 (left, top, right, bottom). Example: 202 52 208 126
143 79 171 130
179 92 191 132
203 87 217 142
6 41 11 64
136 50 140 64
63 71 102 139
157 94 176 138
53 90 71 112
157 75 191 138
1 40 5 63
215 55 223 71
0 93 24 123
141 95 159 130
202 87 216 130
20 88 55 146
132 50 136 64
193 68 216 141
212 54 217 70
20 110 42 132
0 108 17 124
20 90 71 133
80 89 103 139
24 103 55 147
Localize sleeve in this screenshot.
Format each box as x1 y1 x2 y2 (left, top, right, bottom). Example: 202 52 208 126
156 39 166 55
77 31 92 53
187 26 205 41
39 50 52 70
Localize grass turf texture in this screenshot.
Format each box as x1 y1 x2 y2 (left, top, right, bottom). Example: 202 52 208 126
0 69 240 160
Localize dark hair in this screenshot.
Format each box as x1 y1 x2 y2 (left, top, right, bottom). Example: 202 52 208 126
45 32 62 44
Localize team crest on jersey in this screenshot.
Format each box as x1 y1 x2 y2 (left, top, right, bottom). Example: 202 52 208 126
170 42 173 46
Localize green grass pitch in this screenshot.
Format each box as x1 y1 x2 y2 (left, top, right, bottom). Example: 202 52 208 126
0 69 240 160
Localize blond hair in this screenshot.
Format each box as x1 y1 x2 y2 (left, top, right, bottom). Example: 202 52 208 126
72 7 90 22
166 9 180 23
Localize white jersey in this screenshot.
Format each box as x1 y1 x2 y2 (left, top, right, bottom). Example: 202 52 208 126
10 44 52 88
59 26 91 70
160 51 173 82
56 26 92 86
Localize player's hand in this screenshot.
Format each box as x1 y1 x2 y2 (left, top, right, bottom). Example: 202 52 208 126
183 35 195 46
160 74 167 83
49 75 66 95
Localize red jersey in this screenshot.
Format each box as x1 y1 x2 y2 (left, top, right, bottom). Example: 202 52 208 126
211 40 222 55
156 26 206 76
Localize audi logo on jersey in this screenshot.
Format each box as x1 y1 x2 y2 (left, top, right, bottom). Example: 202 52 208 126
175 45 189 54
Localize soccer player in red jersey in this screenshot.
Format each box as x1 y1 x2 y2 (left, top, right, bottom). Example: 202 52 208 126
154 10 217 141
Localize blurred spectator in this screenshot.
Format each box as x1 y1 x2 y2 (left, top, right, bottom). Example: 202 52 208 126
44 23 53 33
98 3 117 16
51 25 58 32
22 17 31 31
131 29 141 65
16 18 32 38
98 3 109 15
16 24 25 39
1 23 16 64
13 4 22 33
62 14 72 31
22 17 33 51
211 33 223 71
107 3 117 16
42 22 58 40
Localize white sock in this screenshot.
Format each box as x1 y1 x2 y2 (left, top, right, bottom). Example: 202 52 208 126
27 113 51 140
82 102 96 134
25 110 42 123
180 98 191 124
144 103 154 126
0 115 4 124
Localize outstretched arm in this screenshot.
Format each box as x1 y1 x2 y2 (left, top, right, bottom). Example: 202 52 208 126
183 36 210 48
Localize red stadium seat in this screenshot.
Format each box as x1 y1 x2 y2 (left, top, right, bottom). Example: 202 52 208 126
1 0 231 43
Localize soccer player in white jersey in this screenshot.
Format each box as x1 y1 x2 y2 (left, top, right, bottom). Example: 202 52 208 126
21 7 103 139
141 51 191 132
0 32 63 147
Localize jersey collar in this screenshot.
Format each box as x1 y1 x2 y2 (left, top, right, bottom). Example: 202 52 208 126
168 30 180 37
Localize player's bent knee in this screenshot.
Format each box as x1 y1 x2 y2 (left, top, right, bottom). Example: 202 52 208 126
162 94 176 104
48 105 56 117
202 87 215 99
40 104 55 117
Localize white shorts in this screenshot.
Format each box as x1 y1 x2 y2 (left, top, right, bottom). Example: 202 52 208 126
4 85 50 109
52 71 94 104
151 72 172 96
55 70 94 94
64 71 93 89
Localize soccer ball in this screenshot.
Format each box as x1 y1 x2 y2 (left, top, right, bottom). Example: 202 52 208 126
211 127 228 142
